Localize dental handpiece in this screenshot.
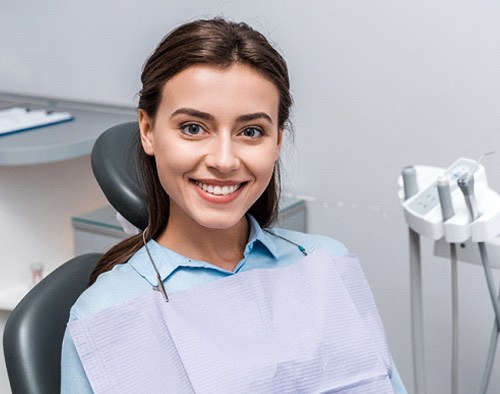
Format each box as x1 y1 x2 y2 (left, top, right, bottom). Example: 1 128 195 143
457 171 480 221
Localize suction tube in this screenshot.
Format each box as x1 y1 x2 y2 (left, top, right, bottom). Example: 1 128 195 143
437 176 459 394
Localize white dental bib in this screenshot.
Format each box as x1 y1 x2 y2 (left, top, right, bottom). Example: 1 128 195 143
69 252 394 393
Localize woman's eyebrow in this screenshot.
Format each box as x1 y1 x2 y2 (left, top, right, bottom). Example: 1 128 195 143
170 108 214 120
237 112 273 124
171 108 273 124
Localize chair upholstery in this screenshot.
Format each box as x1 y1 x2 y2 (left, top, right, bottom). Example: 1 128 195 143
3 253 101 394
91 121 148 230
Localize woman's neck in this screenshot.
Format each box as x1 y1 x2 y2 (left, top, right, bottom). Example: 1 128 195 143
156 213 249 272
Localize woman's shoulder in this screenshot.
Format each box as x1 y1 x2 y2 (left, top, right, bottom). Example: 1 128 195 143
69 260 150 321
269 226 349 257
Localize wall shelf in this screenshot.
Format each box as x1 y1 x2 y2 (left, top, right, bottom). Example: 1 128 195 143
0 92 136 166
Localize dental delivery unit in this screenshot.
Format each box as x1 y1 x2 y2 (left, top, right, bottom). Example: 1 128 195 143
399 153 500 393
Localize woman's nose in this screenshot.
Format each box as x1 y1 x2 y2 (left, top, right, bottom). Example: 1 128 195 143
205 136 240 173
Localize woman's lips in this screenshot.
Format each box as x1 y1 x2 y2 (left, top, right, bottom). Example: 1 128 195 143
195 181 242 196
192 180 247 203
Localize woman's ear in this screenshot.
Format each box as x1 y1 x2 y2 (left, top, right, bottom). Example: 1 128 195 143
275 127 284 161
139 110 155 156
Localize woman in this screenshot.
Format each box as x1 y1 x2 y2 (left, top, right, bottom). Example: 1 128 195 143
61 18 406 393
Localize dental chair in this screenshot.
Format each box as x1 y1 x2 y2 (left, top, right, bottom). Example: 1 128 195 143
3 121 145 394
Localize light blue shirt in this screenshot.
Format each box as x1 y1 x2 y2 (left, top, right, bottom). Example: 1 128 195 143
61 215 406 393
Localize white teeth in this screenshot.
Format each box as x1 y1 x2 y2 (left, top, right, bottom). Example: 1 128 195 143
196 182 240 196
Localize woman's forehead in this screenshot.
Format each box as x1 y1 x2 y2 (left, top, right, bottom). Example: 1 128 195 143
159 64 280 117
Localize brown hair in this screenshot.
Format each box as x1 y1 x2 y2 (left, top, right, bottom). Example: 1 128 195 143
89 18 292 285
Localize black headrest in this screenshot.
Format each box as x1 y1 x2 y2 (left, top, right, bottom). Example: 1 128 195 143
91 122 148 230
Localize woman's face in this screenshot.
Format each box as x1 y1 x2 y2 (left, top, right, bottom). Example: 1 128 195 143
139 63 282 231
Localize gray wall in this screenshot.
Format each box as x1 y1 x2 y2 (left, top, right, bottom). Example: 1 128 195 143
2 1 500 392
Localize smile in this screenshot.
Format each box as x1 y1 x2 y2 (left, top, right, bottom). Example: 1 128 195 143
194 181 243 196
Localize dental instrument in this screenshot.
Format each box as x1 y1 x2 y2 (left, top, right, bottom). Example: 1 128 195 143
399 154 500 393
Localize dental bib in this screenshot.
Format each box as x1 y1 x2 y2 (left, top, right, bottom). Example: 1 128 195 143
68 252 394 393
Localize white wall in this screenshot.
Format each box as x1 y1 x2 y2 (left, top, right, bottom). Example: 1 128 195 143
2 1 500 392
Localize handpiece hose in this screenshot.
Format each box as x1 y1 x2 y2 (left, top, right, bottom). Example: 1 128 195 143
457 171 500 393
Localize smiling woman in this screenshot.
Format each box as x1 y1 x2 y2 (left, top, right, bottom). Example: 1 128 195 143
139 64 282 264
60 18 407 393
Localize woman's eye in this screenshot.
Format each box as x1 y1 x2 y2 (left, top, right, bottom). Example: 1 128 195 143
242 127 263 138
181 123 204 136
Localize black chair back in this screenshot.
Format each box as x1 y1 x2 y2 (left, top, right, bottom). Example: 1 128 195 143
3 253 101 394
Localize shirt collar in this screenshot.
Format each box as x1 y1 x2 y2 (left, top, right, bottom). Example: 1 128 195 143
246 214 278 259
129 215 278 286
